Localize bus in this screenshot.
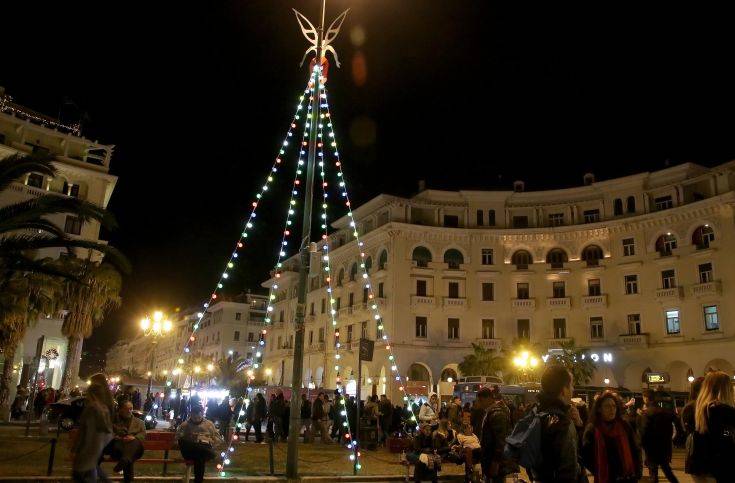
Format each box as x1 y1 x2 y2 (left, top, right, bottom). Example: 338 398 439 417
453 376 540 408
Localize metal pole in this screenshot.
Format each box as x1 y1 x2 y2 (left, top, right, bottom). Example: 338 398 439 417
354 355 361 475
147 340 156 397
286 1 326 479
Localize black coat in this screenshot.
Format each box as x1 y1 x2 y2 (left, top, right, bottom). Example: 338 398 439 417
480 401 517 476
300 399 312 419
687 402 735 480
536 395 582 483
639 406 677 463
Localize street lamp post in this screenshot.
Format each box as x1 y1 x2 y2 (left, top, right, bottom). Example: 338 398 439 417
512 351 540 383
140 310 172 397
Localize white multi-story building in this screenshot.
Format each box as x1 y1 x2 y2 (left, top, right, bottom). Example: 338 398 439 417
0 88 117 394
262 162 735 400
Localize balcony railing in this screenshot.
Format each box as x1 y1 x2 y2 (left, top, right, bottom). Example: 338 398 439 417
511 298 536 310
309 342 325 352
411 295 435 306
691 281 722 298
443 297 467 309
547 337 574 349
581 294 607 308
547 297 571 309
655 287 683 300
617 333 649 348
475 338 502 351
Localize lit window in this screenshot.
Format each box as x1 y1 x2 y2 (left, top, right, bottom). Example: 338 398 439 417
665 309 680 335
590 317 604 340
704 305 719 331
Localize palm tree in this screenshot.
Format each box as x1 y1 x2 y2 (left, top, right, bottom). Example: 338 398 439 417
546 341 597 386
214 354 249 390
458 343 506 378
56 257 122 393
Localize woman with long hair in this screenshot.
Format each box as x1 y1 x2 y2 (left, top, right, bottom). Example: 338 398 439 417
687 371 735 482
72 383 113 482
582 391 641 483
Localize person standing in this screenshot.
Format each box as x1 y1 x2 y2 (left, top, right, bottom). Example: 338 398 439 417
686 370 735 482
582 391 641 483
419 398 439 428
300 394 312 442
282 397 291 440
639 391 680 483
71 383 113 483
681 377 705 437
176 405 224 483
447 396 462 432
379 395 394 442
312 392 331 443
269 392 285 442
131 388 141 410
178 395 189 423
217 397 232 439
480 387 516 482
104 400 146 483
253 393 266 443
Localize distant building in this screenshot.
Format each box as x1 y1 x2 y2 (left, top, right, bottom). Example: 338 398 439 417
0 88 117 396
262 163 735 400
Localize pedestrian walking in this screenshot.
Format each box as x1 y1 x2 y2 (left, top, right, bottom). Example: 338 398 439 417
300 394 312 442
176 405 224 483
104 400 145 483
581 391 641 483
71 383 113 482
640 391 681 482
269 392 285 442
686 370 735 482
218 397 232 439
311 392 331 443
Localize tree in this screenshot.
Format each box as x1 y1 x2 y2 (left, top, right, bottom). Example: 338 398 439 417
458 343 506 377
502 340 545 384
214 354 249 390
546 341 597 386
57 257 122 393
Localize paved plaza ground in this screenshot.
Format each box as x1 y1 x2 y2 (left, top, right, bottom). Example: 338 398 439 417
0 424 693 481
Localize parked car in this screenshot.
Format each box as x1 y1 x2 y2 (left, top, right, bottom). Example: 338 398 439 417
46 397 157 431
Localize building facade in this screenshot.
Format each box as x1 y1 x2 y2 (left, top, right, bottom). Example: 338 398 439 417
0 88 117 394
262 162 735 400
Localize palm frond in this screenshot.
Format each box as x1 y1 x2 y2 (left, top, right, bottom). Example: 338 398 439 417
0 153 57 192
0 195 118 233
0 219 67 239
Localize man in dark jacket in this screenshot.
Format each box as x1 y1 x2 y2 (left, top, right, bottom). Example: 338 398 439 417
300 394 312 442
379 395 394 442
480 387 517 482
253 393 267 443
534 365 582 483
639 391 681 483
269 393 285 442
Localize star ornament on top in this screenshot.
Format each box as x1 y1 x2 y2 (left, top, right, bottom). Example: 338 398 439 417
293 8 349 69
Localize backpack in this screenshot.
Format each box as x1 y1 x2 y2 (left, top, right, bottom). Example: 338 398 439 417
503 406 561 479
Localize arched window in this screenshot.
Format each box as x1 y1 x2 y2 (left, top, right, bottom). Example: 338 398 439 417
443 249 464 269
440 367 458 382
613 198 623 216
581 245 604 267
692 225 715 249
655 233 678 256
337 268 344 286
364 256 373 273
408 363 430 382
349 263 358 281
511 250 533 270
378 250 388 270
626 196 636 214
412 246 432 268
545 248 568 269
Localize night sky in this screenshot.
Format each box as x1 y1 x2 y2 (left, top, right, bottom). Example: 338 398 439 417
2 2 735 355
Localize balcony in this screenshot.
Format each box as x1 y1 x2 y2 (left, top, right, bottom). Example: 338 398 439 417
305 314 316 323
309 342 325 352
411 295 435 307
581 294 607 309
475 338 502 351
617 333 649 348
547 337 574 349
443 297 467 309
547 297 571 310
690 281 722 298
655 287 683 301
511 298 536 311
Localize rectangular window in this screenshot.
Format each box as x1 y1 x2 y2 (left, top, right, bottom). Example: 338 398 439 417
588 279 601 296
335 297 341 310
698 263 713 284
361 321 368 339
235 312 242 321
416 279 427 297
625 275 639 295
321 298 326 314
654 195 674 211
488 210 496 226
318 327 325 343
448 282 459 298
481 282 494 301
64 215 82 235
553 318 567 339
476 209 483 226
481 248 494 265
346 325 352 342
363 287 369 303
548 213 564 227
279 311 284 323
665 309 680 335
248 332 254 342
378 282 384 298
444 215 459 227
622 238 636 256
481 319 495 339
512 216 529 228
552 281 566 298
704 305 720 331
233 330 240 341
583 209 600 223
69 184 80 198
517 319 530 340
590 317 604 340
415 317 427 338
349 292 354 307
376 320 384 339
26 173 44 188
627 314 641 335
309 331 313 345
517 283 530 300
661 269 677 289
448 318 460 339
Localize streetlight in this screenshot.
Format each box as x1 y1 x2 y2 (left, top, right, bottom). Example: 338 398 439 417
140 310 173 397
512 350 540 383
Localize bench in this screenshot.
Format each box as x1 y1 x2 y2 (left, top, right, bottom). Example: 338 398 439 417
70 430 194 482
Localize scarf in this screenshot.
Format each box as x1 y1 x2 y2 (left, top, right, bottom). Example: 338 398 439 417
594 419 635 483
